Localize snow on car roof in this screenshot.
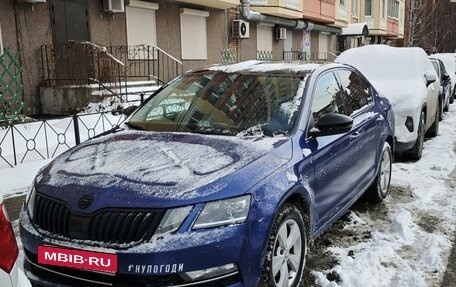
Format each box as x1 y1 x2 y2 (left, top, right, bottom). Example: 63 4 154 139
207 60 321 74
335 45 435 110
430 53 456 73
336 45 432 81
431 53 456 85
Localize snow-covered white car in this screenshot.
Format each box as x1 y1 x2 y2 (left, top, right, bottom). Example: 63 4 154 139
431 53 456 103
0 194 31 287
336 45 440 160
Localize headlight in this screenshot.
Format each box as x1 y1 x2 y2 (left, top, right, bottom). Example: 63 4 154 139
26 184 36 221
193 195 251 229
155 206 193 235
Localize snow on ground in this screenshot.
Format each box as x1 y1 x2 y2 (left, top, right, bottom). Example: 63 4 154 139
1 103 456 287
309 105 456 287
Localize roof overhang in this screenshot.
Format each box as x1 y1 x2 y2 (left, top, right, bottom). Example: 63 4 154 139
340 23 369 36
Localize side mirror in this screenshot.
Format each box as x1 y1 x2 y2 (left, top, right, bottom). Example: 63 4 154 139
442 73 450 81
123 105 138 117
424 71 437 87
310 113 353 137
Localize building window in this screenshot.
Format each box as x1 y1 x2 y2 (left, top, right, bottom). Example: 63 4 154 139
318 33 328 60
365 0 372 16
257 24 273 58
180 8 209 60
352 0 359 17
382 0 386 18
285 0 300 10
340 0 345 6
388 0 400 18
126 0 159 59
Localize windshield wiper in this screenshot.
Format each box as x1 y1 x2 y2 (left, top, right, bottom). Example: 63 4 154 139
125 122 145 131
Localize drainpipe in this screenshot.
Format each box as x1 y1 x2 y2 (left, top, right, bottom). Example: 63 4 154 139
240 0 342 34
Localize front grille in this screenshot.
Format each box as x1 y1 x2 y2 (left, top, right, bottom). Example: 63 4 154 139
33 193 165 246
35 193 71 237
25 250 242 287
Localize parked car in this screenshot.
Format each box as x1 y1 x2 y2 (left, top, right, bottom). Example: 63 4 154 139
0 194 31 287
20 61 394 287
336 45 440 160
431 53 456 103
430 57 452 117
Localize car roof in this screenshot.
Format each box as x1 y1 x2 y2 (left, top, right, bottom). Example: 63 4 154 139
187 60 327 76
336 44 434 81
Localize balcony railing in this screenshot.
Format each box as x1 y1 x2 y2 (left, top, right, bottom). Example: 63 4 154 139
257 50 274 61
283 51 340 61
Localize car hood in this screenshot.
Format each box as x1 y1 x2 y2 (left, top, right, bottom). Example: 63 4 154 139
36 130 290 212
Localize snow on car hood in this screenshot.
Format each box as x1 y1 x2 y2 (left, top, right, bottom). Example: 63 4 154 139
37 130 289 208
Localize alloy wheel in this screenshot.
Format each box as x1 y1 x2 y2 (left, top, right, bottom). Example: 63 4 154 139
272 219 303 287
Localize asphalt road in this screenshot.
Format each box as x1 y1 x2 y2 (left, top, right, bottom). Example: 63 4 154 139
4 195 456 287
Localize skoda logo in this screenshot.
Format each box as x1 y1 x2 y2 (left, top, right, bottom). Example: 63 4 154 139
78 195 94 209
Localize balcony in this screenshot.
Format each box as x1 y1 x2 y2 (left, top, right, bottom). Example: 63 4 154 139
386 17 399 37
175 0 240 10
250 0 303 19
303 0 335 23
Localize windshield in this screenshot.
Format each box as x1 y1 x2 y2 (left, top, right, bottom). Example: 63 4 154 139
128 71 306 136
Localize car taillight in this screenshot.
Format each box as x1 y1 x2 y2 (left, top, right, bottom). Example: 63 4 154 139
0 203 19 273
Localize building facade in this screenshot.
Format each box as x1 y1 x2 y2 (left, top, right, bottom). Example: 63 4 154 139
0 0 405 116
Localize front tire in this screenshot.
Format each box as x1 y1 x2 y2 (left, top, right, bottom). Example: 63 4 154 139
260 204 307 287
450 87 455 104
426 102 440 138
405 111 424 160
365 142 392 203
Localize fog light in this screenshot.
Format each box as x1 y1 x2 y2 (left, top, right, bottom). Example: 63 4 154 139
405 117 414 132
181 263 237 282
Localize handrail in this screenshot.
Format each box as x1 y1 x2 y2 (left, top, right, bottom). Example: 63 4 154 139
145 44 182 66
40 42 183 88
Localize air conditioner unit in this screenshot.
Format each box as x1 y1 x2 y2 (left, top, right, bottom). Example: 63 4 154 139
103 0 125 13
275 28 287 40
232 20 250 39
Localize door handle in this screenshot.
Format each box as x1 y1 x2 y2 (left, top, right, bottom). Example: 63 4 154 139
350 132 359 141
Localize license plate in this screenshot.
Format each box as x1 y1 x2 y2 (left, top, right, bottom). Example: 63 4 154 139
38 245 118 273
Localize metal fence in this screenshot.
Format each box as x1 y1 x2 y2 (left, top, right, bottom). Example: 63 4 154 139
0 112 126 169
0 49 24 125
220 48 237 64
40 42 183 92
257 50 274 61
283 51 340 61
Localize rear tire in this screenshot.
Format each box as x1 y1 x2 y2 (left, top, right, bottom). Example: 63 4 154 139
365 142 392 203
405 112 424 160
260 203 307 287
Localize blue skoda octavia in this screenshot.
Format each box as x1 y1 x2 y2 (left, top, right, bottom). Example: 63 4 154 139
20 61 394 287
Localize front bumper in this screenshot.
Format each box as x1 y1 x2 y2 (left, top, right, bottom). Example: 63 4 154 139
20 209 259 287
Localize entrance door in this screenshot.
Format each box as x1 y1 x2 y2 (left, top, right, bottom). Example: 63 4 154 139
52 0 90 45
